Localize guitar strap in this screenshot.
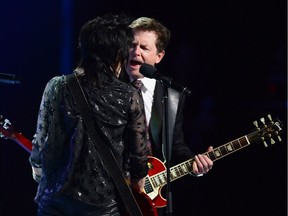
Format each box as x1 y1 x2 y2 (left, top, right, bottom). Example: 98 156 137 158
66 72 143 216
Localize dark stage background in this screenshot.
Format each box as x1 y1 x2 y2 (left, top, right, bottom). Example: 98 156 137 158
0 1 286 215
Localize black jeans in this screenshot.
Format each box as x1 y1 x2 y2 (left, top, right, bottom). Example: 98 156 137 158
37 194 120 216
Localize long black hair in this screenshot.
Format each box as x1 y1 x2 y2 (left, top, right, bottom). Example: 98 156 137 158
77 13 134 88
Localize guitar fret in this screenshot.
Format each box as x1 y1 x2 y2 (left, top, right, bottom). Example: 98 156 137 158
153 176 160 187
175 167 181 178
163 173 167 182
150 176 158 188
180 164 188 175
170 169 177 179
207 136 251 161
226 143 233 151
153 172 166 187
179 164 188 176
155 176 160 186
187 161 193 172
209 149 220 160
177 168 181 179
219 145 228 155
232 139 241 149
181 164 189 173
174 167 181 179
239 136 249 147
169 161 192 181
159 173 166 184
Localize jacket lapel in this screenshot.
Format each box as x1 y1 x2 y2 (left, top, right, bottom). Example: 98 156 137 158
149 82 163 153
149 83 181 160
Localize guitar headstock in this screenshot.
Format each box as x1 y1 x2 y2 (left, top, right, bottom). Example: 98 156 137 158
0 114 16 140
0 114 32 152
248 114 283 147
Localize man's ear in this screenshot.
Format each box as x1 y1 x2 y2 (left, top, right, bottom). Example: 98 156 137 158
155 50 165 64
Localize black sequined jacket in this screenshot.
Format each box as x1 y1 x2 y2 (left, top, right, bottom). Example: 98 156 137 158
29 72 148 207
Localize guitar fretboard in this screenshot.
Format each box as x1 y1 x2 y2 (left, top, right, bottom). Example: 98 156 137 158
147 135 250 189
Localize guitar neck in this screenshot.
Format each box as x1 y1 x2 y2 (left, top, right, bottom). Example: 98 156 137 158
150 135 251 187
206 135 250 162
10 131 32 153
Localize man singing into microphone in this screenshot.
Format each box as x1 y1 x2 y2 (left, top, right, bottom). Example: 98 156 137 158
121 17 214 215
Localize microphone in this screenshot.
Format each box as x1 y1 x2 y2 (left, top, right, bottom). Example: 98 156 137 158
0 73 21 84
139 63 191 95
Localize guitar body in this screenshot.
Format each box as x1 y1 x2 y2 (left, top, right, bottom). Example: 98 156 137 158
146 156 167 208
120 189 158 216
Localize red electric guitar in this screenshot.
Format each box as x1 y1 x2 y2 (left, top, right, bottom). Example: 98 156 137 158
0 114 284 211
142 114 283 208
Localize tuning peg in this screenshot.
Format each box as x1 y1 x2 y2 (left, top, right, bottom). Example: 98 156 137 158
270 138 276 145
274 126 282 142
267 114 272 121
3 119 11 129
277 136 282 142
253 120 259 129
260 117 266 125
261 136 268 147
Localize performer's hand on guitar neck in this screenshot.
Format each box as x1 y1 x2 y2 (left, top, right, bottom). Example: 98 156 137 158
192 146 214 176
